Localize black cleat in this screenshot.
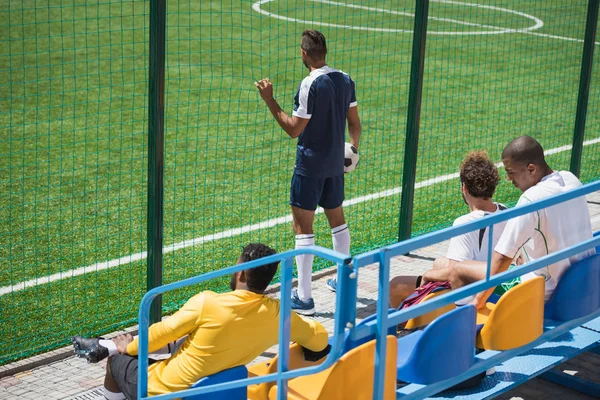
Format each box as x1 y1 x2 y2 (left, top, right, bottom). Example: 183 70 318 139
71 336 109 363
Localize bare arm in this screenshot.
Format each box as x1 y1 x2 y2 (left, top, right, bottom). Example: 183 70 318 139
347 106 361 149
255 78 309 138
471 251 513 309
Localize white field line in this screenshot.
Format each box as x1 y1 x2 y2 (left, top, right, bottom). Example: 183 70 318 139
253 0 545 35
523 31 600 46
253 0 599 44
2 137 600 297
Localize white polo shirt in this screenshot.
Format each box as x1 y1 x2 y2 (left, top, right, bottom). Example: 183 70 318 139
446 203 508 262
494 171 594 299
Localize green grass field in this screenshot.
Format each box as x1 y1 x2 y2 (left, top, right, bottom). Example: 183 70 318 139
1 0 599 363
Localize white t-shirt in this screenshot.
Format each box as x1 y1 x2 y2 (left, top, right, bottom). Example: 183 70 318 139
446 203 508 262
494 171 594 300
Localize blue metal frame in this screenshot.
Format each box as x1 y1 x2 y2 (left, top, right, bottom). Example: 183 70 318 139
136 179 600 400
137 246 352 400
540 368 600 398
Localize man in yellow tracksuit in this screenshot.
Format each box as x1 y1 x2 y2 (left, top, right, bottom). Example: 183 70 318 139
72 243 328 400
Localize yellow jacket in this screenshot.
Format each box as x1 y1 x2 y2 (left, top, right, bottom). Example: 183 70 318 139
126 290 328 395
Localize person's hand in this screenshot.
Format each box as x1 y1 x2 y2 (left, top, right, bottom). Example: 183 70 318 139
254 78 274 102
112 333 134 354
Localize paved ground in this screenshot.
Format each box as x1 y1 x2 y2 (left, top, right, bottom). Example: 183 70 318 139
1 192 599 400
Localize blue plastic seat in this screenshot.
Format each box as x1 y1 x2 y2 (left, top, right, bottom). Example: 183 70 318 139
544 253 600 322
328 309 397 354
187 365 248 400
396 305 476 384
594 230 600 253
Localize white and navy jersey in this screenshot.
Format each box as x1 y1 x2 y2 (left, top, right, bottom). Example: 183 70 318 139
292 66 357 178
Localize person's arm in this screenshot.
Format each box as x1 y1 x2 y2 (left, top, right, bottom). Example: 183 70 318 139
471 203 537 309
470 251 514 309
347 79 360 149
255 78 309 138
125 293 206 355
290 311 329 351
347 106 361 149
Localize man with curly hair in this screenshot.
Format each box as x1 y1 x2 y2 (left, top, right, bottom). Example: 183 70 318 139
389 150 507 308
465 136 594 309
391 137 594 310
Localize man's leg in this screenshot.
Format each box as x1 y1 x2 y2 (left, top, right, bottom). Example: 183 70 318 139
432 257 457 270
321 175 348 292
389 276 420 309
104 358 126 400
107 354 142 400
324 206 349 255
291 205 316 302
448 260 487 289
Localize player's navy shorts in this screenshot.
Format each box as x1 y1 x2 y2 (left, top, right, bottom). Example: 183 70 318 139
290 172 344 211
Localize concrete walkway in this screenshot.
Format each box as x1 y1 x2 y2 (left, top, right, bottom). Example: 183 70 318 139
1 193 599 400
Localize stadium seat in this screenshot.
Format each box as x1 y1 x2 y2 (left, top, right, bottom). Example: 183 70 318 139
404 289 456 329
247 343 327 400
267 336 397 400
544 254 600 322
335 309 397 353
476 276 544 350
188 365 248 400
396 305 476 384
594 230 600 253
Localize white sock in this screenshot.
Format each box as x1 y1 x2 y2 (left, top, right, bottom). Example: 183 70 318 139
332 224 350 255
295 234 315 301
103 387 126 400
99 339 119 357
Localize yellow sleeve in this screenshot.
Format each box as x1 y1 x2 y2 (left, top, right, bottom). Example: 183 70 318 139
127 293 207 355
289 311 328 351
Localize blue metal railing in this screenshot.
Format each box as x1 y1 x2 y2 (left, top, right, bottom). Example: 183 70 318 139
137 247 352 400
137 179 600 400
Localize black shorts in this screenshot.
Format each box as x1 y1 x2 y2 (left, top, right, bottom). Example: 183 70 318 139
289 172 344 211
109 355 157 400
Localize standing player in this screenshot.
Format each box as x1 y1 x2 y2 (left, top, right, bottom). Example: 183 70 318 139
255 30 361 315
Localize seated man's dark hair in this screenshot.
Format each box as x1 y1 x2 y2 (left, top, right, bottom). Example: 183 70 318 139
240 243 279 293
501 135 547 167
460 150 499 199
301 30 327 60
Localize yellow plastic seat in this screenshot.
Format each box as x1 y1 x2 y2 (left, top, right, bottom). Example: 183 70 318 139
247 343 327 400
267 336 397 400
476 276 544 350
404 289 456 329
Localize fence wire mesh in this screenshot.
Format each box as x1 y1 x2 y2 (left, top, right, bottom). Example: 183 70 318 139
410 0 597 236
0 0 597 363
0 0 149 363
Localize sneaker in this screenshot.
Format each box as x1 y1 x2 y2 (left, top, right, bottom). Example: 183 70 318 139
71 336 109 363
291 289 316 316
325 278 337 292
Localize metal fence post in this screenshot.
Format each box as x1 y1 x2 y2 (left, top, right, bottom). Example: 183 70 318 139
570 0 599 177
147 0 167 324
398 0 430 242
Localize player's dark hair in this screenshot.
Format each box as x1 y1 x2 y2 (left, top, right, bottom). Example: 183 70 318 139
301 30 327 60
460 150 499 199
240 243 279 293
501 135 548 168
